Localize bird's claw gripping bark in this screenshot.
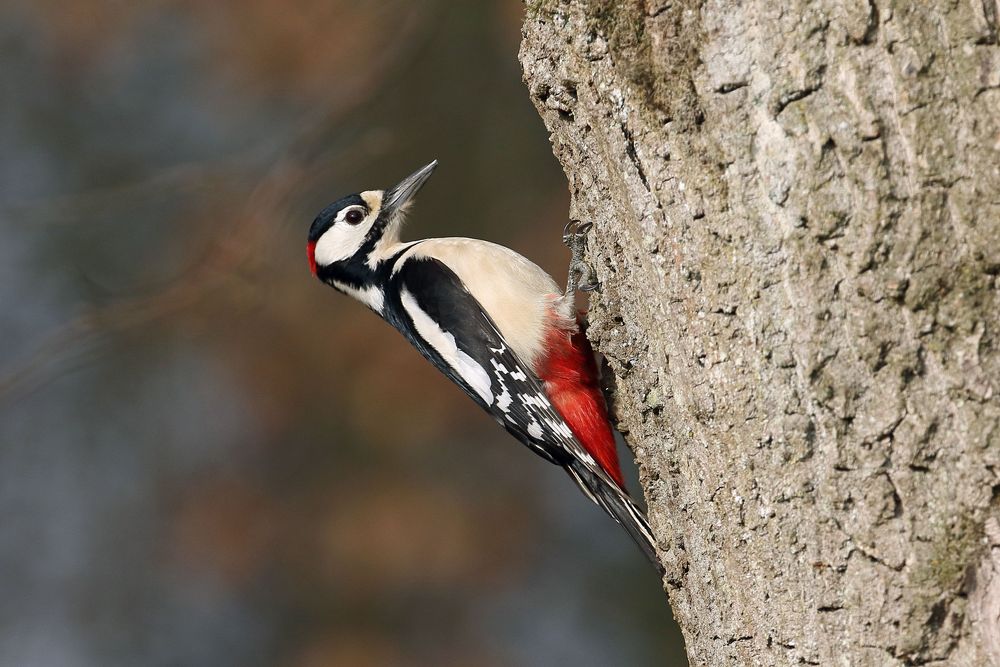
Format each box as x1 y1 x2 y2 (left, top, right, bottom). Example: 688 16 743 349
563 220 599 297
562 220 593 246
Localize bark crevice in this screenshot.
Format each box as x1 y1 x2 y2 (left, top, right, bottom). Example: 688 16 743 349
521 0 1000 664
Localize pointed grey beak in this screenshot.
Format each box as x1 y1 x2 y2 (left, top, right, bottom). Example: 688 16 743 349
383 160 438 215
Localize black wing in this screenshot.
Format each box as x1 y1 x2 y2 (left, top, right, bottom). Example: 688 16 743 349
383 256 661 572
385 256 577 466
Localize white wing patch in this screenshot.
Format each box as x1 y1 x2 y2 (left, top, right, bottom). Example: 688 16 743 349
394 237 568 368
400 288 494 405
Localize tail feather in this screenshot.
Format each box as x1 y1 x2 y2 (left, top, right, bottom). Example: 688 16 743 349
566 461 664 576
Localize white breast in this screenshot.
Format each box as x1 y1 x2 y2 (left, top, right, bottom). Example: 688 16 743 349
397 238 575 368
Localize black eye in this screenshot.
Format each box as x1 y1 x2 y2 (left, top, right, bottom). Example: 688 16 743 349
345 208 364 225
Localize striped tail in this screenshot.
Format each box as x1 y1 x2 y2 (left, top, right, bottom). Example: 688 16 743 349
565 459 664 576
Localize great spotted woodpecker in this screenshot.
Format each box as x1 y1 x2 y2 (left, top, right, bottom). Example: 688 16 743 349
308 161 661 573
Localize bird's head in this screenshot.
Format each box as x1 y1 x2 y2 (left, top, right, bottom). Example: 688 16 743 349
307 160 437 278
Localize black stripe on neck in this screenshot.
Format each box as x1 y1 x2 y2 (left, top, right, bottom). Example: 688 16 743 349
317 240 424 289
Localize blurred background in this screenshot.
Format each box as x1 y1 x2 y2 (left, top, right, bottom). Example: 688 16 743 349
0 1 686 665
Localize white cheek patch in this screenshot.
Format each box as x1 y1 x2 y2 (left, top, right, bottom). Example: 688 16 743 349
400 288 494 405
314 192 383 268
333 281 384 314
314 220 372 266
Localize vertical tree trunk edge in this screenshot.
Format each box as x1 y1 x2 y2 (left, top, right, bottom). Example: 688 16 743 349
521 1 1000 665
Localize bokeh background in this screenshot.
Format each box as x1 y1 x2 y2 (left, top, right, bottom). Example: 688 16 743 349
0 1 686 665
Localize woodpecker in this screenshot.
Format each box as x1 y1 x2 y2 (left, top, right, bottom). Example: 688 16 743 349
307 161 662 573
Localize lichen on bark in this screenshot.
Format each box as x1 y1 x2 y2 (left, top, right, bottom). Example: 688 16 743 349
520 0 1000 664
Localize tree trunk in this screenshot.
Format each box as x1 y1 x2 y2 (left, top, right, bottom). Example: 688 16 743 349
520 1 1000 664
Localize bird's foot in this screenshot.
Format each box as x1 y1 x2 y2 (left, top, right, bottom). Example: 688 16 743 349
563 220 599 297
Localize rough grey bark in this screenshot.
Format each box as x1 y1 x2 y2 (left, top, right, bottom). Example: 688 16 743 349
520 1 1000 665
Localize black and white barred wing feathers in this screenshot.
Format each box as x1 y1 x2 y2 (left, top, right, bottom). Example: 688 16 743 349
386 256 583 465
384 257 659 568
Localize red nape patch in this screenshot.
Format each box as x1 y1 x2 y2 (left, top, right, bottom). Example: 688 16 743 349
537 321 625 488
307 241 318 275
